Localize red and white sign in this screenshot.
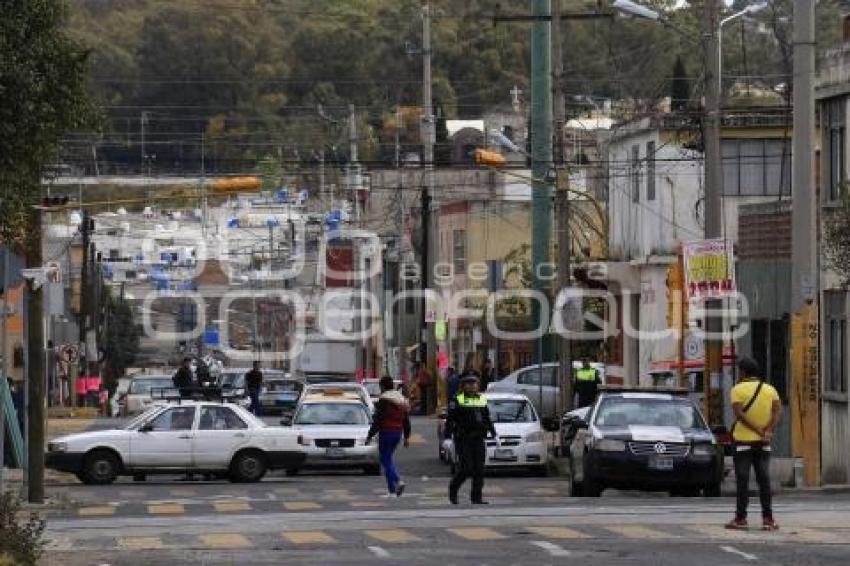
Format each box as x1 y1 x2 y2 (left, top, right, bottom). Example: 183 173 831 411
682 239 736 301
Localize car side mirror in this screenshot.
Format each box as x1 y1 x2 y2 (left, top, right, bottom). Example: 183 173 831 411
574 419 589 430
139 423 154 433
279 415 293 426
542 416 560 432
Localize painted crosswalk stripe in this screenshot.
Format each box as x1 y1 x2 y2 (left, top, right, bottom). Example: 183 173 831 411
686 525 762 541
453 527 506 541
527 526 589 539
147 503 185 515
721 545 758 561
606 525 675 539
119 537 163 550
213 501 251 513
283 531 337 545
349 501 385 508
77 506 115 517
530 540 571 557
366 529 421 544
199 533 251 548
283 501 322 511
368 546 392 558
531 488 558 496
169 488 197 497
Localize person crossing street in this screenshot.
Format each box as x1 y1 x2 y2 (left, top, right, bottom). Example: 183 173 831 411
446 375 497 505
366 376 411 497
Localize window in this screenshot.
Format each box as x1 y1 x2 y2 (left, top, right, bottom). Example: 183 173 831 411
594 398 705 430
488 399 535 423
517 368 557 387
199 406 247 430
646 141 656 201
722 139 791 196
452 229 466 274
631 145 640 202
826 291 848 394
147 407 196 431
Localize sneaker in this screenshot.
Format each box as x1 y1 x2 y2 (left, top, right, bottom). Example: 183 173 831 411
395 482 406 498
762 517 779 531
380 492 396 499
725 517 748 530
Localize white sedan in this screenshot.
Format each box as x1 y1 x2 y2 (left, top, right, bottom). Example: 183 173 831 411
443 393 549 475
46 401 306 484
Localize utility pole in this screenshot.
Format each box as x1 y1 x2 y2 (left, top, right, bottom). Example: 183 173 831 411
78 211 90 400
790 0 819 486
348 103 360 223
26 208 45 503
702 0 724 426
420 0 437 402
552 0 572 414
140 111 148 175
530 0 553 366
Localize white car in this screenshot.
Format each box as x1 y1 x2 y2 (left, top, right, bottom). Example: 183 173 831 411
282 390 379 475
46 401 306 484
443 393 548 475
119 375 174 416
302 382 375 414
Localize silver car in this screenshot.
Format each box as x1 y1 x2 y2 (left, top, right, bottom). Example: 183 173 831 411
486 362 605 417
119 375 174 416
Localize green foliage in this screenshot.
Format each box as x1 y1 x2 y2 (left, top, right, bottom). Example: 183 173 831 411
99 288 140 392
0 491 46 566
824 189 850 285
0 0 95 248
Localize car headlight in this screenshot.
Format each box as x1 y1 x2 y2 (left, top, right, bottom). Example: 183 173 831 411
356 437 369 446
595 438 626 452
525 431 544 443
692 444 715 457
48 442 68 453
297 435 313 446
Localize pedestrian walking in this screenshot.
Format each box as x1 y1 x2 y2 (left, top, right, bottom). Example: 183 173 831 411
244 361 264 416
726 356 781 531
172 357 194 397
446 375 497 505
366 376 411 497
574 358 601 408
414 362 432 415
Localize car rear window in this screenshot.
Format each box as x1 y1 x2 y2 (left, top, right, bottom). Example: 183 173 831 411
594 397 706 430
267 381 301 393
489 399 535 423
128 378 172 394
294 403 369 425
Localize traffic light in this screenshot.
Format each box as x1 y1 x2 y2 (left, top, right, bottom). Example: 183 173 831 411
474 148 507 168
41 196 69 208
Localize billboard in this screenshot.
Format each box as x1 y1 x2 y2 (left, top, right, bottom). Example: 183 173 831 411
682 239 735 301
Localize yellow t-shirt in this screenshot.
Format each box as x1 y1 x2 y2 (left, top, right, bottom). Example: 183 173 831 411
730 380 780 443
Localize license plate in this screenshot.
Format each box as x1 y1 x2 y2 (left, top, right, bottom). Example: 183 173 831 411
325 447 346 459
649 456 674 471
493 448 515 460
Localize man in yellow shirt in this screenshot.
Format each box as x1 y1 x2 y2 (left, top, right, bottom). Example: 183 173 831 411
725 357 781 531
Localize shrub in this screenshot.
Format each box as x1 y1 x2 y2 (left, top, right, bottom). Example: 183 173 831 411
0 491 46 565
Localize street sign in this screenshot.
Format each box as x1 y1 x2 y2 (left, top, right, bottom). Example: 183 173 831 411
682 239 736 301
60 344 79 364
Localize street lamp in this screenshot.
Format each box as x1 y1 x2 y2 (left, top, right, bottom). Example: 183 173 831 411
719 3 769 95
612 0 660 21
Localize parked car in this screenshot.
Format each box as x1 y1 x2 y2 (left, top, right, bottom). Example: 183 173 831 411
487 362 605 417
110 377 133 417
302 382 374 414
46 400 306 484
281 389 379 475
566 389 723 497
440 393 550 475
119 375 174 416
259 378 304 416
218 368 286 410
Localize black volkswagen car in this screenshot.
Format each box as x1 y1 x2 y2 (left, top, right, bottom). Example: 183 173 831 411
567 389 723 497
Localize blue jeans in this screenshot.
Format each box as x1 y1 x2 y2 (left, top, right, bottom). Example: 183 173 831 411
248 389 262 416
378 431 403 493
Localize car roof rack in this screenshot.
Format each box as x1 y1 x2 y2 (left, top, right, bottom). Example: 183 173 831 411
598 385 690 396
151 385 241 404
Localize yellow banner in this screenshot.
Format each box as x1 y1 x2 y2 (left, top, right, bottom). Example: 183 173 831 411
791 303 820 486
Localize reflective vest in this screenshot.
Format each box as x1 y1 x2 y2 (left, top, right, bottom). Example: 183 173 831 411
576 368 597 382
455 393 488 407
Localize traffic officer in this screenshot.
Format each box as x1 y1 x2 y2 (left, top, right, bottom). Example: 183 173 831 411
446 375 497 505
574 358 601 408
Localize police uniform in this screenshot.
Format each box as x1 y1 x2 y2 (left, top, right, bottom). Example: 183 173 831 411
446 380 497 504
574 365 600 408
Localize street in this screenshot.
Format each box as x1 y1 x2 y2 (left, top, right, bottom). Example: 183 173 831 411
41 417 850 565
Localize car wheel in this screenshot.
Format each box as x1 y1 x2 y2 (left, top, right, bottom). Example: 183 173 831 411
82 450 120 485
229 450 267 483
364 464 381 476
703 482 721 498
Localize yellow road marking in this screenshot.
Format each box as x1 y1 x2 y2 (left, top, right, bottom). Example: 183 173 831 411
147 503 185 515
685 525 763 541
483 485 505 495
366 529 421 544
283 531 337 544
213 501 252 513
349 501 385 508
283 501 322 511
199 533 251 548
409 433 426 446
77 506 115 517
453 527 506 541
119 537 163 550
606 525 676 539
527 526 589 539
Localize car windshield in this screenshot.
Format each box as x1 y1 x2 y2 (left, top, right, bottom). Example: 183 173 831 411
124 405 164 430
594 397 707 430
219 372 244 388
294 403 369 425
267 381 301 393
128 378 171 395
489 399 536 423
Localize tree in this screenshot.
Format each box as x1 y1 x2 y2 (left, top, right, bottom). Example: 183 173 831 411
99 289 140 393
670 56 690 112
824 190 850 285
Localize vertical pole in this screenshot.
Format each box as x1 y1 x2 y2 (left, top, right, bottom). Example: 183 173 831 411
421 1 436 398
78 211 90 405
0 204 8 492
531 0 553 366
678 251 686 388
790 0 819 486
349 103 360 223
27 209 45 504
140 111 148 175
702 0 724 425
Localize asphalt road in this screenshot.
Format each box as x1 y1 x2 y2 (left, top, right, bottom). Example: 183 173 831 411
41 416 850 565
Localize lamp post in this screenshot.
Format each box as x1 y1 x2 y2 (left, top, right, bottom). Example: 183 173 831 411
719 3 769 96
